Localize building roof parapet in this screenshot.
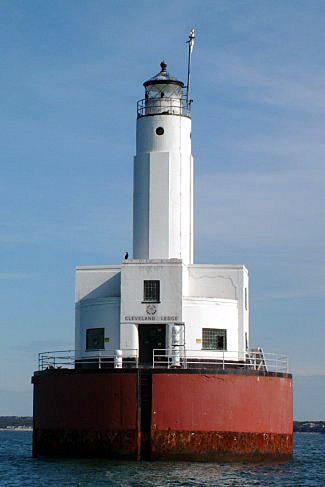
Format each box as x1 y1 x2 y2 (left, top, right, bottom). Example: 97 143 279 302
188 264 249 273
76 265 122 271
183 296 238 305
123 258 182 265
78 297 120 307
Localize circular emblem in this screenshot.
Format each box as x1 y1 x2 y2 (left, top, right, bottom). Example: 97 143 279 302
146 304 157 316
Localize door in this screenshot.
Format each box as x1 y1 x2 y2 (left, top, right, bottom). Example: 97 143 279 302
138 324 166 365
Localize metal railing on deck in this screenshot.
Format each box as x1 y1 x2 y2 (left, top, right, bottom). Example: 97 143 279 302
152 348 288 373
38 349 138 371
38 348 288 373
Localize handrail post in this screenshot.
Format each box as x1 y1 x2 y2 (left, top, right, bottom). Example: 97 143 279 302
276 355 278 373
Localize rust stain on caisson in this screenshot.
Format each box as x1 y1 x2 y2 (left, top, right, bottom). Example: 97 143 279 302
151 430 293 461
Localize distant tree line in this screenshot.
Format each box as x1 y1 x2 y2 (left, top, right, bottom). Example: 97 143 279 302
0 416 33 428
294 421 325 433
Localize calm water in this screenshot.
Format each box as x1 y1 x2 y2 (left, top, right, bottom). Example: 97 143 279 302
0 432 324 486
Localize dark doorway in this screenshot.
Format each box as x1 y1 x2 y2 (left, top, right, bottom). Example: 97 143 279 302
138 324 166 366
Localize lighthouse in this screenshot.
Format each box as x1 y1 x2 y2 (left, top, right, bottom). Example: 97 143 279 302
33 32 293 461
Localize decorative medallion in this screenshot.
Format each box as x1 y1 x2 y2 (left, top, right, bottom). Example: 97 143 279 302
146 304 157 316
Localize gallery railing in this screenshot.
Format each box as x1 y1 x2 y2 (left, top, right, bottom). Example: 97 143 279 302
38 349 138 371
152 348 289 373
38 348 288 373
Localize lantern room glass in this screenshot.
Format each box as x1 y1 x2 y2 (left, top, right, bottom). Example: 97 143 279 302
145 82 183 99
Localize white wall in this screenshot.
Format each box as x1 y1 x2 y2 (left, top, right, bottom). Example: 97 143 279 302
74 262 249 360
120 259 183 326
243 269 250 352
182 297 239 360
187 265 245 299
133 153 149 259
120 260 183 351
184 264 249 357
75 266 121 359
148 151 170 258
133 114 193 264
120 323 139 352
76 298 120 359
136 114 191 154
75 266 121 302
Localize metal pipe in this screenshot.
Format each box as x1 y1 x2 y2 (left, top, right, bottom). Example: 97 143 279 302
186 29 195 109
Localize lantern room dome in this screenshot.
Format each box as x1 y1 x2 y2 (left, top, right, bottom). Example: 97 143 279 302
143 61 184 99
144 61 184 88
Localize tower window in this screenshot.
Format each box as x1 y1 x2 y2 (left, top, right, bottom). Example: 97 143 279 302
143 280 160 302
156 127 164 135
202 328 227 351
86 328 105 350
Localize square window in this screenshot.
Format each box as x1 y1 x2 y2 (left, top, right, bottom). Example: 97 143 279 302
202 328 227 351
86 328 104 350
143 280 160 302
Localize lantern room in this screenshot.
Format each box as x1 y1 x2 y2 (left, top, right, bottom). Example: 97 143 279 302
137 61 190 117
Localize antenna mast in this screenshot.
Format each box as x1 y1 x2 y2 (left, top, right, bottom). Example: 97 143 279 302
186 28 196 109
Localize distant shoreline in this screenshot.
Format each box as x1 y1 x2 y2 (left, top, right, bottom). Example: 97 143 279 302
0 418 324 434
0 428 32 432
0 428 324 434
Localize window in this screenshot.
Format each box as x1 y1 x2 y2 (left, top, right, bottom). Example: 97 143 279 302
156 127 164 135
86 328 104 350
202 328 227 351
143 280 160 302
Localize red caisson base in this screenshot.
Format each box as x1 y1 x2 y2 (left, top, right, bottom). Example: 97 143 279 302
32 368 293 460
150 372 293 460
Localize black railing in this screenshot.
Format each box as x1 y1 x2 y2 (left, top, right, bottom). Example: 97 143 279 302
137 97 191 118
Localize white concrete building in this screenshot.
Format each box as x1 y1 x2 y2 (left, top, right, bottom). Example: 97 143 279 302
75 61 250 365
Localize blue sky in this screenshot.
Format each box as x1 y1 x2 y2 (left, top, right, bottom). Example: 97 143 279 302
0 0 324 419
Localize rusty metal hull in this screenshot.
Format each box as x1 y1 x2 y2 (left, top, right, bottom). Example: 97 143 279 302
151 371 293 460
32 369 139 459
151 431 293 461
33 429 138 458
32 368 293 460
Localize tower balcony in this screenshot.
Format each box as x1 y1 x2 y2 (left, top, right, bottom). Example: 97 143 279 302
137 96 191 118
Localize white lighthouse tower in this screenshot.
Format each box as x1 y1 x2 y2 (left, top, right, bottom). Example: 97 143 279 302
75 32 250 365
133 61 193 264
